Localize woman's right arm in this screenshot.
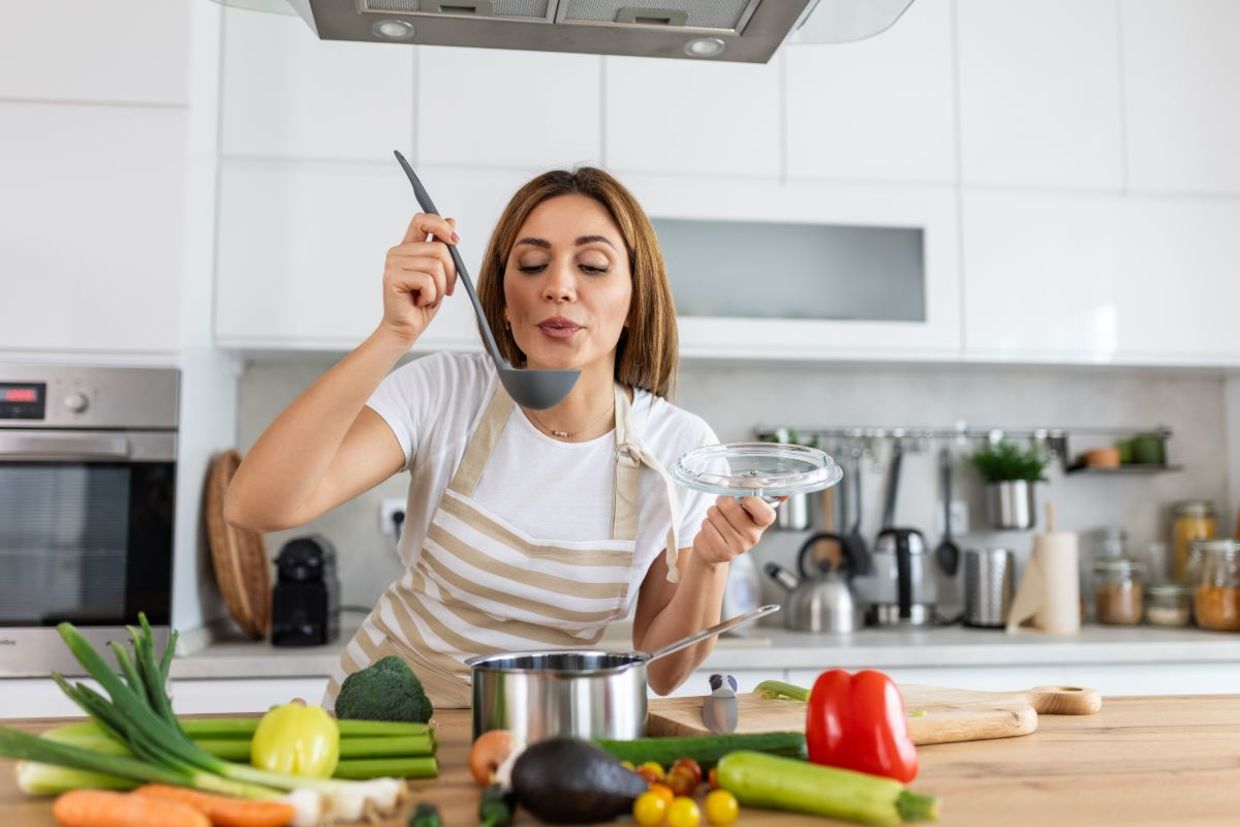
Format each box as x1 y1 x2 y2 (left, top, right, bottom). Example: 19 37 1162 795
224 212 459 532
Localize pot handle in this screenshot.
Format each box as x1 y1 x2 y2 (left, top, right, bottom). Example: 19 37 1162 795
644 604 781 664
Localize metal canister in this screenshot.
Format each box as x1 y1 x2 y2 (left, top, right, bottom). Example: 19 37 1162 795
963 547 1015 627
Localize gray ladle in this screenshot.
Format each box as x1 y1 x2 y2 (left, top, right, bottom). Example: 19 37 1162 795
393 150 580 410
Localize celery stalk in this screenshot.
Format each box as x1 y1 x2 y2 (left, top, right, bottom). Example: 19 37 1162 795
332 756 438 780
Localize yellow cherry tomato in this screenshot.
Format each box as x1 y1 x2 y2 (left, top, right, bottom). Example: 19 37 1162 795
704 790 739 826
667 796 702 827
639 761 666 780
648 783 675 805
633 791 669 827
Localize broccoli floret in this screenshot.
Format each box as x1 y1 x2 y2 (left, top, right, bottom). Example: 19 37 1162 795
334 655 433 723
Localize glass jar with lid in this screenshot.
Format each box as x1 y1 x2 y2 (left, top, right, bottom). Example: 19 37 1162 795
1145 582 1193 627
1093 558 1144 625
1172 500 1217 583
1194 540 1240 632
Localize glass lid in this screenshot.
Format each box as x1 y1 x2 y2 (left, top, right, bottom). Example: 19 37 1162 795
672 442 843 498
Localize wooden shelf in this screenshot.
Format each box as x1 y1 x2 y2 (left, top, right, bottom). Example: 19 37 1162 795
1065 464 1183 476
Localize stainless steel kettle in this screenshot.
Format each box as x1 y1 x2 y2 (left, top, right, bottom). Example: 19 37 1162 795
765 559 864 634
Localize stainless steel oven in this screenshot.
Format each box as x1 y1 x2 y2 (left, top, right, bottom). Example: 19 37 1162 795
0 365 178 676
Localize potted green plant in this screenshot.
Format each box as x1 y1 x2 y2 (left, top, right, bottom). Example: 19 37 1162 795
969 440 1050 530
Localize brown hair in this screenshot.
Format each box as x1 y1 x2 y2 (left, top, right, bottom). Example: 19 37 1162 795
475 167 678 398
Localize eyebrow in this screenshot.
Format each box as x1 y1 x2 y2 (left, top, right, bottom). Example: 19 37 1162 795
514 235 617 250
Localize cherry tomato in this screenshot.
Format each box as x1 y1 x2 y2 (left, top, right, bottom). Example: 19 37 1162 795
671 758 703 788
637 766 664 786
704 790 739 826
665 767 697 797
667 796 702 827
639 761 665 778
648 783 675 805
707 768 719 791
633 791 669 827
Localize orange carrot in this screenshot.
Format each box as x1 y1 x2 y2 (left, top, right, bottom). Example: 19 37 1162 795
53 789 210 827
134 784 295 827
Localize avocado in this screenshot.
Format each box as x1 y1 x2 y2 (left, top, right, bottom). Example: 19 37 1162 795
511 737 649 824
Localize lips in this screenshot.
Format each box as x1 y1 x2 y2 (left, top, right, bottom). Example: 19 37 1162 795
537 316 583 339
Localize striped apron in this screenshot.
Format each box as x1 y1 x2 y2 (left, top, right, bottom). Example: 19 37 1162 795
325 381 682 709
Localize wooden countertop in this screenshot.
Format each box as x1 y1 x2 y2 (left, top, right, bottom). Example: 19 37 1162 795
3 696 1240 826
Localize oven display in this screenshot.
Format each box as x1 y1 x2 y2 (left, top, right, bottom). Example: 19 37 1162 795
0 383 46 420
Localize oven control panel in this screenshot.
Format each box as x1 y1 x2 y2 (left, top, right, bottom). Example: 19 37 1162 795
0 366 179 429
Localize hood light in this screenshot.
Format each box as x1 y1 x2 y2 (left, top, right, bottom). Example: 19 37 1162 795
684 37 726 58
372 19 415 39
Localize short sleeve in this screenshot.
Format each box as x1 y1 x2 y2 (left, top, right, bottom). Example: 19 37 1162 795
365 352 455 471
672 420 720 551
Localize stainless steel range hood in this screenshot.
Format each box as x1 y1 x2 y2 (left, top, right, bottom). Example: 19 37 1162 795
268 0 914 63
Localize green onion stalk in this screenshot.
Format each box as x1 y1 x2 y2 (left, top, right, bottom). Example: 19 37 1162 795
0 615 406 825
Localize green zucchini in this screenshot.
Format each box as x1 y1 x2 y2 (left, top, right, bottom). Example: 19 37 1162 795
594 731 806 770
717 751 939 826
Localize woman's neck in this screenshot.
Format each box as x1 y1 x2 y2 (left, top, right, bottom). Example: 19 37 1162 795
521 357 618 442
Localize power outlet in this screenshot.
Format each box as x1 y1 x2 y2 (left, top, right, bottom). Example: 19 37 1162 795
379 498 406 537
934 501 970 536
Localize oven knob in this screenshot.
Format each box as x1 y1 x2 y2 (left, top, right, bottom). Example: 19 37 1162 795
64 391 90 413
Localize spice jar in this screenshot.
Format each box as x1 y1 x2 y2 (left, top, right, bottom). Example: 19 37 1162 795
1172 501 1217 583
1194 540 1240 632
1093 558 1144 625
1144 582 1193 627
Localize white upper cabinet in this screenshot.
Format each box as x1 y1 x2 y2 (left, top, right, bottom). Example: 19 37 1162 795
785 0 956 184
0 103 185 353
215 161 528 353
417 47 602 170
1122 0 1240 194
0 0 189 105
963 191 1240 364
962 191 1122 361
220 7 414 161
956 0 1124 190
604 55 782 178
624 174 962 360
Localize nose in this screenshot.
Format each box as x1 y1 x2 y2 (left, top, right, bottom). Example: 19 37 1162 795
541 258 576 303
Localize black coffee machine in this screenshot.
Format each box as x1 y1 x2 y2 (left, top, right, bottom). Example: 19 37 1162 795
271 535 340 647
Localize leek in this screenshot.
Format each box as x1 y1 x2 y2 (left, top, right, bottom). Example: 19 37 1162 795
754 680 811 702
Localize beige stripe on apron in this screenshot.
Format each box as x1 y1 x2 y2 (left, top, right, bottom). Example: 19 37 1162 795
326 381 683 709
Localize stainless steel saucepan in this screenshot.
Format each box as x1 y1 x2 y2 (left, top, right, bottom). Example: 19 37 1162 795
466 604 779 741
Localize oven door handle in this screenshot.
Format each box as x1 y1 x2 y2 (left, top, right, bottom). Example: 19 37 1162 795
0 433 130 459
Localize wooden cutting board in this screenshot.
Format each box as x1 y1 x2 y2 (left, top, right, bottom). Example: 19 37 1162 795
647 684 1102 745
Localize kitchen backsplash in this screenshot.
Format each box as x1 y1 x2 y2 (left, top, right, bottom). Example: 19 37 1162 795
237 356 1232 612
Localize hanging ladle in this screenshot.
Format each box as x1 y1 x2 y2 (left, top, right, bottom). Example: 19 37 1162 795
393 150 580 410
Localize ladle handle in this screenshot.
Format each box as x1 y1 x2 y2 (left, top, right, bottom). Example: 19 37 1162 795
645 604 781 664
393 150 506 366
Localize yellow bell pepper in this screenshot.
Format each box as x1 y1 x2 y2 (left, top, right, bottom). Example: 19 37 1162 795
250 699 340 778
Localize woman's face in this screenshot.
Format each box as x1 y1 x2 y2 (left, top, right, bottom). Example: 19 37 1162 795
503 193 633 373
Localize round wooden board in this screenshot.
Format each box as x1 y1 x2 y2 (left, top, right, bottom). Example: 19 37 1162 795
204 449 271 640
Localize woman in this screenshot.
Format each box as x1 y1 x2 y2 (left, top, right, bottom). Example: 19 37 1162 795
225 167 777 707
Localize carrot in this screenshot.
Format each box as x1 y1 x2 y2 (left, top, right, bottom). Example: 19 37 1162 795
134 784 295 827
53 789 210 827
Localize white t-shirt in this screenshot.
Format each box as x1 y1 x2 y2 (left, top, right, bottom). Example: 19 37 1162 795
366 352 719 603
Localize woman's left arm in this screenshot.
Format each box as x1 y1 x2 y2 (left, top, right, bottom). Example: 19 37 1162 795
633 496 777 695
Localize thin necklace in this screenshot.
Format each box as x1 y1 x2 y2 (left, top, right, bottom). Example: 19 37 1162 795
526 400 615 440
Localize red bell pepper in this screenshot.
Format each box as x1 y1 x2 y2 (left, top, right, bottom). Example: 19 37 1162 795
805 668 918 783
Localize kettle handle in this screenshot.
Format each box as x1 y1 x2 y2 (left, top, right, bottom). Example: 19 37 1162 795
896 531 913 618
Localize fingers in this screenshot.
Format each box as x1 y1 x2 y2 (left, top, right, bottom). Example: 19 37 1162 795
401 212 457 245
695 518 732 564
388 268 442 308
738 495 778 529
390 257 448 306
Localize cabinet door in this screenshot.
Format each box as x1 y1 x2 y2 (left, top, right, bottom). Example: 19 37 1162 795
956 0 1124 190
785 0 956 184
418 47 601 170
220 7 414 161
1122 0 1240 194
962 191 1121 361
0 0 189 105
0 103 184 354
604 55 782 178
1113 198 1240 363
215 161 528 352
624 175 961 360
